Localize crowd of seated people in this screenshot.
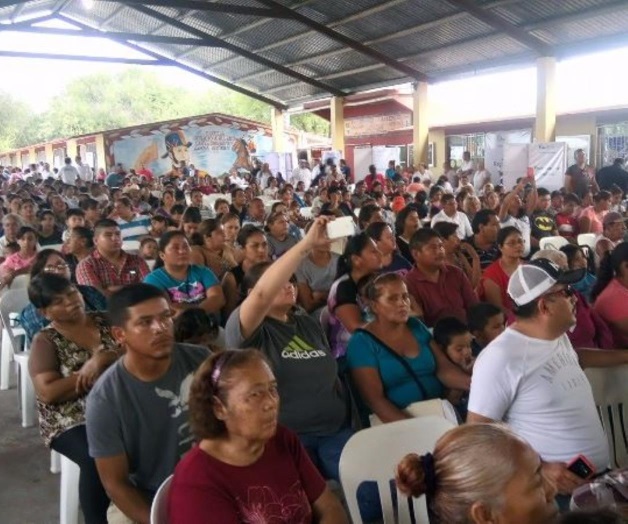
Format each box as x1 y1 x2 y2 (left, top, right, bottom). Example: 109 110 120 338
0 152 622 523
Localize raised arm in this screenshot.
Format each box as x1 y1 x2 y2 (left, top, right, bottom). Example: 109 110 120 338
498 180 525 221
239 216 332 339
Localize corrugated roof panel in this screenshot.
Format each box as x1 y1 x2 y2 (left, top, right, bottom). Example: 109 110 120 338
329 68 406 91
103 7 167 34
184 9 265 36
339 0 459 42
269 82 328 104
531 7 628 45
224 18 309 51
296 0 396 24
256 33 345 66
243 69 312 91
172 46 241 69
373 13 494 59
295 52 380 78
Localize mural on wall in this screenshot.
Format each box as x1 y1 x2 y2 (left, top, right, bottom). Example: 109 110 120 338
107 114 274 177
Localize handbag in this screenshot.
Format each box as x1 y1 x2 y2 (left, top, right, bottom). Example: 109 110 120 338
354 328 459 427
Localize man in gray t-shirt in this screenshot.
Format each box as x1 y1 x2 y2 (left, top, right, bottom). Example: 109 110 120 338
86 284 209 524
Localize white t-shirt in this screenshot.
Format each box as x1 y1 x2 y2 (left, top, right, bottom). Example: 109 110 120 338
77 163 93 182
291 167 312 190
431 209 473 239
58 164 80 185
501 214 531 257
468 328 609 471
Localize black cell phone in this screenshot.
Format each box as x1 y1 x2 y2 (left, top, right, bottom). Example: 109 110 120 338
567 455 595 480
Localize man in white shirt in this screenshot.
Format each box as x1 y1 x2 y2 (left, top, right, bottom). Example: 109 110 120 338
431 193 472 239
458 151 475 176
468 259 628 499
75 155 94 183
41 162 54 180
414 163 434 183
258 163 273 189
291 160 312 190
58 157 80 185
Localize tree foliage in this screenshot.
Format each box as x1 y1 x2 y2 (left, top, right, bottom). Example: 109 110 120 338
0 68 330 150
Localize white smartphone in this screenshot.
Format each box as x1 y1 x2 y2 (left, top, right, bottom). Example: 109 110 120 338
326 216 355 240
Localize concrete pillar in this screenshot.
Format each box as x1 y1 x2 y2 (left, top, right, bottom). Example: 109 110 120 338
65 138 78 159
14 151 22 169
44 143 53 165
271 107 286 152
412 81 429 166
95 134 107 171
28 148 36 166
535 56 557 143
330 96 345 155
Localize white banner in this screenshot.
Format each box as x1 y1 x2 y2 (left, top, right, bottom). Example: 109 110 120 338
529 142 568 192
502 143 529 190
372 145 400 173
485 129 532 184
556 135 591 166
353 146 373 182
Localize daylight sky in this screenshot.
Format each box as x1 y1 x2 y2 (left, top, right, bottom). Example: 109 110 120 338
1 16 628 126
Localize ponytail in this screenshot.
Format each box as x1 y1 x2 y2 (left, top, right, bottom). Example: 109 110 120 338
335 232 372 279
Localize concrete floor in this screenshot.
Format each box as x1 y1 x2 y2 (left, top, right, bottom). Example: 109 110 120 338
0 372 59 524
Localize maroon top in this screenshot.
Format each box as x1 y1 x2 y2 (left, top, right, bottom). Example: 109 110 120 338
168 425 326 524
405 263 478 327
569 290 615 349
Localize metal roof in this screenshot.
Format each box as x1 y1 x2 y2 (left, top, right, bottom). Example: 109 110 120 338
1 0 628 109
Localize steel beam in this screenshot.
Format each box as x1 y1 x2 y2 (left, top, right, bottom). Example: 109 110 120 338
55 13 289 110
115 0 293 18
0 49 164 64
254 0 428 81
128 4 346 96
4 25 213 46
445 0 553 56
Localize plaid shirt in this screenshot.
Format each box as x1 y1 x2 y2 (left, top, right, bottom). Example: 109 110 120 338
76 249 149 292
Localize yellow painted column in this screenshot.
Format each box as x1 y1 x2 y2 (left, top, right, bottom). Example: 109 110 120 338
44 143 53 165
15 151 22 168
412 81 429 166
65 138 78 159
95 134 107 171
28 148 36 165
535 56 557 143
330 96 345 155
271 107 286 152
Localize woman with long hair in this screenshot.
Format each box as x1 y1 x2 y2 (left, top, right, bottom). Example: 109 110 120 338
190 219 236 281
155 189 176 218
593 242 628 347
222 225 269 318
327 232 382 362
0 225 38 289
396 424 557 524
479 226 524 317
395 206 421 262
579 190 611 234
365 221 412 275
144 230 225 317
179 207 202 240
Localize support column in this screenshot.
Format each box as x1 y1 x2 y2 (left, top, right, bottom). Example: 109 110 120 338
14 151 22 169
412 81 429 166
65 138 78 159
95 134 107 171
28 147 36 166
44 143 53 165
271 107 285 152
535 56 557 143
330 96 345 155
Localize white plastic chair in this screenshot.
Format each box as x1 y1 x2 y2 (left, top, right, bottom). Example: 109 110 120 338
577 233 597 250
585 366 628 468
14 351 35 427
339 416 456 524
146 259 156 271
45 243 65 252
0 288 29 390
150 475 174 524
60 454 81 524
539 235 569 251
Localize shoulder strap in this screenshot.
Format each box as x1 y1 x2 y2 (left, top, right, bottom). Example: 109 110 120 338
356 328 428 399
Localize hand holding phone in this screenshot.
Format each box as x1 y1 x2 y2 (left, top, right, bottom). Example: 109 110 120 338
326 216 355 240
567 455 596 480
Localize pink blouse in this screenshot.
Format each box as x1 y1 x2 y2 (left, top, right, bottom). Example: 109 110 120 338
0 252 36 277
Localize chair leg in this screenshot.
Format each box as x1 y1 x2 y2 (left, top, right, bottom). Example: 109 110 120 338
0 328 13 390
60 455 81 524
16 356 35 427
50 450 61 474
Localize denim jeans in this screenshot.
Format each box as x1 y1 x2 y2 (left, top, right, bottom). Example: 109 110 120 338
299 427 382 522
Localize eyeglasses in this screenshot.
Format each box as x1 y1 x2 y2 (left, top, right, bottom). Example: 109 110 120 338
43 263 69 272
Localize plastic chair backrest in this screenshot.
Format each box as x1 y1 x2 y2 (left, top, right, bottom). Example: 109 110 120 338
585 366 628 468
339 416 456 524
0 288 29 352
150 474 173 524
122 240 141 253
577 233 597 250
300 207 313 220
539 236 569 251
9 274 31 290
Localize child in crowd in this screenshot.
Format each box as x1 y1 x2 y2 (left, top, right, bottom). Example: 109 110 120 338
37 209 63 246
556 192 581 239
62 208 86 242
609 184 626 215
139 237 158 261
149 215 168 238
173 307 221 352
467 302 505 356
433 316 474 419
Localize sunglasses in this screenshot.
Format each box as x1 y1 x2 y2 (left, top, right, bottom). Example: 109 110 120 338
542 285 575 300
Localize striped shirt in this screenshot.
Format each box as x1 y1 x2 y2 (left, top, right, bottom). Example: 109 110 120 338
116 214 151 241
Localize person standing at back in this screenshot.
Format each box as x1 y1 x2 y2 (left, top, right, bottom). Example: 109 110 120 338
59 157 80 186
86 284 209 524
565 149 599 199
